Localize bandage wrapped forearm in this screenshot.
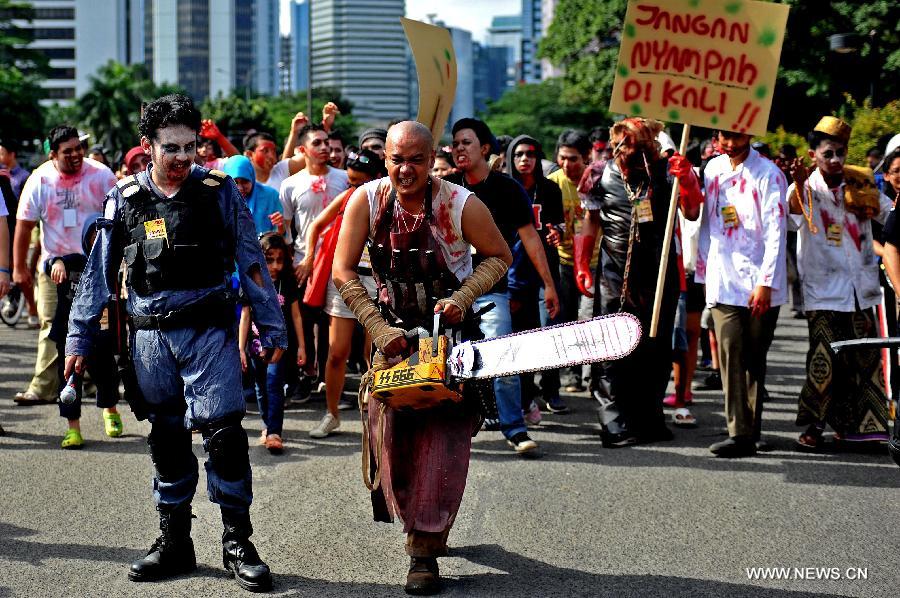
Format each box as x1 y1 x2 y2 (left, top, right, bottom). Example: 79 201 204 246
339 278 404 352
445 256 509 313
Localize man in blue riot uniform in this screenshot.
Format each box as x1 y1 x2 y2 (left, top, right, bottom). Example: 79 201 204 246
65 94 287 592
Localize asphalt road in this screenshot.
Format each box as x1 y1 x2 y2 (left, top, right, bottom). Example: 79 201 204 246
1 311 898 597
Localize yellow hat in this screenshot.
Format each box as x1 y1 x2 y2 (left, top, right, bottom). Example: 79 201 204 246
813 116 852 145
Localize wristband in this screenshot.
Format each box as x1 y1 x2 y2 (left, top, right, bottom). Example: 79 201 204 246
0 267 10 274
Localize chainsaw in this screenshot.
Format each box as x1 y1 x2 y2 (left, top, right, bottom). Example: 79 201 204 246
370 309 643 410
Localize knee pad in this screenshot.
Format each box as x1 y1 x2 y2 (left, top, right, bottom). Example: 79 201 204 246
202 424 249 482
147 427 195 482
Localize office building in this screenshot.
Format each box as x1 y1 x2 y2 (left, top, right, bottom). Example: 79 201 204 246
486 15 522 87
15 0 141 103
473 43 511 113
521 0 542 83
145 0 280 100
311 0 408 124
288 0 309 92
540 0 563 79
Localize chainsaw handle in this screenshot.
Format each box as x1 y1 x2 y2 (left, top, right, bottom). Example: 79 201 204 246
432 313 441 358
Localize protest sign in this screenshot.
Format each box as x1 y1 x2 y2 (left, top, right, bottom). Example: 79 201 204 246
401 18 457 146
609 0 789 136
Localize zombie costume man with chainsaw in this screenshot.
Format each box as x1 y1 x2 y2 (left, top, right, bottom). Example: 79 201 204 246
333 121 512 595
576 118 702 447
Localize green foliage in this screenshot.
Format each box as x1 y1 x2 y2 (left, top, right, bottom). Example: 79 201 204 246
265 89 359 147
758 126 808 156
0 0 48 144
200 94 276 145
539 0 900 134
844 97 900 166
481 80 608 153
75 61 184 153
0 66 44 144
538 0 626 111
0 0 49 74
201 89 360 151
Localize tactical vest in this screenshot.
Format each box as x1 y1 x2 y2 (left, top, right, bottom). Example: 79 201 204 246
117 170 232 296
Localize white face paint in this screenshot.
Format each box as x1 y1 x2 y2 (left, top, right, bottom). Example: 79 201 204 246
144 125 197 187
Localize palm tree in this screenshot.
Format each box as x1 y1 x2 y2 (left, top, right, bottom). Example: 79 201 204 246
78 61 183 156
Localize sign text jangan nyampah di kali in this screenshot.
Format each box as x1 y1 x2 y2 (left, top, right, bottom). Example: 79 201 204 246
609 0 789 135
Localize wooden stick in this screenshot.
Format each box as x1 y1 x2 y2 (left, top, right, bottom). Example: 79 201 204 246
650 124 691 338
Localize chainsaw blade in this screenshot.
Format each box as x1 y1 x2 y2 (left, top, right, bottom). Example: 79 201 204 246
447 313 642 380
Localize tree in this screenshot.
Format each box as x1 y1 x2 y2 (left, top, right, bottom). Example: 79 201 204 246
481 80 609 152
538 0 626 112
0 0 49 73
0 67 44 144
76 61 184 154
0 0 49 145
539 0 900 134
200 89 360 151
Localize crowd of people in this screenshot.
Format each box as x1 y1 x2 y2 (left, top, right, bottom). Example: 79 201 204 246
2 93 900 593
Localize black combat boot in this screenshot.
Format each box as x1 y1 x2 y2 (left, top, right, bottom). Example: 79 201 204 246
128 504 196 582
222 510 273 592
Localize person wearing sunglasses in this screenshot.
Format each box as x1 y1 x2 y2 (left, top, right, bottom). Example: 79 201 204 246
504 135 568 419
788 116 893 453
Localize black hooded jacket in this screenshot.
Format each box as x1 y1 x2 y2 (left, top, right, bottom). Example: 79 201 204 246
505 135 564 292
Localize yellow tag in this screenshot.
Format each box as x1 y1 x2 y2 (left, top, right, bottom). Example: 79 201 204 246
721 205 739 229
826 222 842 247
636 198 654 223
143 218 167 240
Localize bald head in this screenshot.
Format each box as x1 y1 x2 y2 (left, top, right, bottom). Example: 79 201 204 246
384 121 435 199
387 121 433 154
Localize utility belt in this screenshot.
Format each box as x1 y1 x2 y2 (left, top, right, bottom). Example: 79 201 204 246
131 292 235 331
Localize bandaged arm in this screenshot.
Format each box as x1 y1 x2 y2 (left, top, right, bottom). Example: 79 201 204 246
332 186 407 355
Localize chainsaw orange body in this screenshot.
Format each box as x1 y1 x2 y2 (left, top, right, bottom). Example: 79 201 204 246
370 334 463 410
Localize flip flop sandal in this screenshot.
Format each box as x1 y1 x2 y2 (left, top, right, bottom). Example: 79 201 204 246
672 407 697 427
13 391 55 406
795 432 822 452
663 393 694 408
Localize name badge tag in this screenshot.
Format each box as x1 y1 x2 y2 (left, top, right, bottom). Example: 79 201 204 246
636 198 653 223
63 208 77 228
720 205 739 229
144 218 168 241
826 223 842 247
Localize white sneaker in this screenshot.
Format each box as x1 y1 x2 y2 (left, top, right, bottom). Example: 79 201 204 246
309 413 340 438
26 315 40 329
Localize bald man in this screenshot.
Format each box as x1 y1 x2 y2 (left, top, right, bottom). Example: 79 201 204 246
334 121 511 594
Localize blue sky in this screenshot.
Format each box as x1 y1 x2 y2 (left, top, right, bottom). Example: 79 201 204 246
279 0 521 43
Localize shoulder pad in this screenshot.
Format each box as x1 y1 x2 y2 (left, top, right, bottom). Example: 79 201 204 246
116 175 141 198
202 169 227 187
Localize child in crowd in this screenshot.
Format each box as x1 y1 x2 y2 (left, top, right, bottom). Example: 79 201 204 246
49 214 123 449
239 232 306 454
